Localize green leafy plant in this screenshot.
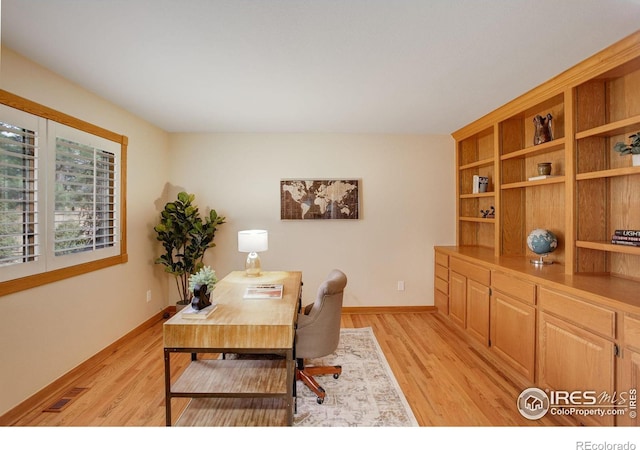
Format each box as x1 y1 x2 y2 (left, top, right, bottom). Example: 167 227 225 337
614 132 640 155
154 192 226 305
189 265 217 294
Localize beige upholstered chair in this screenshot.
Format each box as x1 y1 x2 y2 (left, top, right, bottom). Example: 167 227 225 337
295 269 347 404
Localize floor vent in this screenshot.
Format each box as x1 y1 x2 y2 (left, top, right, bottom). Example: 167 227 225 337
43 387 89 413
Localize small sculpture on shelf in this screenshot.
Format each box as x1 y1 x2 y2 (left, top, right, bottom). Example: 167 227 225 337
533 113 553 145
480 206 495 219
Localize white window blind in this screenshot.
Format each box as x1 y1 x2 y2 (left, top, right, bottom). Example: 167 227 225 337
0 121 39 265
54 137 116 256
0 105 46 282
46 121 121 270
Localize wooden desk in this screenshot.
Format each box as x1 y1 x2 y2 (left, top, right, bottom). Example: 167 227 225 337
163 270 302 426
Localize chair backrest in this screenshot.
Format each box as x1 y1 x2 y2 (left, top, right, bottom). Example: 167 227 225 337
295 269 347 359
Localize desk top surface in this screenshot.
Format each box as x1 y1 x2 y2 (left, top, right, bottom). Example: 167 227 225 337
163 271 302 349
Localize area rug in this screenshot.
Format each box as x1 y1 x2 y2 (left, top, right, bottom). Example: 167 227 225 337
294 327 418 427
176 327 418 426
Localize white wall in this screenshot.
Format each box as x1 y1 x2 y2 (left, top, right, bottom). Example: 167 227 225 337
0 47 171 416
167 133 456 307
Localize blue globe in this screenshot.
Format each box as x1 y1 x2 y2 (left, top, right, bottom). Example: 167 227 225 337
527 229 558 255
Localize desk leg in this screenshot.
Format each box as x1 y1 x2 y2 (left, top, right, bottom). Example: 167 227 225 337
164 348 172 426
287 353 294 426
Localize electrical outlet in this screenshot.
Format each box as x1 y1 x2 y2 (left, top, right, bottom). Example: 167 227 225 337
397 281 405 291
146 290 152 303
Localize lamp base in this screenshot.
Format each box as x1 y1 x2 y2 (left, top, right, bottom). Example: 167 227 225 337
245 251 262 277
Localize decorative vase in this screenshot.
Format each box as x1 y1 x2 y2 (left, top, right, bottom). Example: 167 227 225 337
633 154 640 167
537 162 552 176
533 114 553 145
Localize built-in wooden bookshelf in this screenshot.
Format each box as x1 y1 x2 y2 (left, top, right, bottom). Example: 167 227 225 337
441 30 640 427
452 29 640 279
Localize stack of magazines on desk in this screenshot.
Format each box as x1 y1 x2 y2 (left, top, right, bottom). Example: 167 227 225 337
611 229 640 247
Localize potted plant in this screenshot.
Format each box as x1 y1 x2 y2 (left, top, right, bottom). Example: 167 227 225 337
154 192 226 309
614 132 640 166
188 265 217 310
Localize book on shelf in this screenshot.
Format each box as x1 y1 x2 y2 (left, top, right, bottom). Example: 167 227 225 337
614 229 640 238
181 303 217 319
612 234 640 242
472 175 489 194
611 238 640 247
243 284 283 299
527 175 559 181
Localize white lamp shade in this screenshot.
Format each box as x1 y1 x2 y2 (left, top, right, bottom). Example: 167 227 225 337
238 230 268 253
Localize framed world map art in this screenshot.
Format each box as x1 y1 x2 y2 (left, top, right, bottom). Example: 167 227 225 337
280 179 360 220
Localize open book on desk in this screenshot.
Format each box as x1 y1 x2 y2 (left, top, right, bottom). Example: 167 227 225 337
243 284 283 299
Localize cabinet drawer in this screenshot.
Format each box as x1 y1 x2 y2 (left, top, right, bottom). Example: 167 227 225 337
538 287 615 339
623 314 640 351
491 271 536 305
434 277 448 295
435 251 449 268
435 264 449 281
450 257 490 285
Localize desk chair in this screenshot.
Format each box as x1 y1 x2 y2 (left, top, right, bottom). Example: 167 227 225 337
295 269 347 404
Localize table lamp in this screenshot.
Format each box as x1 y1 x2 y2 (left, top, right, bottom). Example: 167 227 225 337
238 229 268 277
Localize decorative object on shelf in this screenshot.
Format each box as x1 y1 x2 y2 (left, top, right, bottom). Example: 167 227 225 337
473 175 489 193
154 192 226 309
280 179 360 220
480 206 495 219
238 229 268 277
537 162 552 176
188 266 217 310
613 131 640 166
611 229 640 247
527 228 558 265
533 113 553 145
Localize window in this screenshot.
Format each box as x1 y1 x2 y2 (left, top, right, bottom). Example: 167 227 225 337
0 91 128 294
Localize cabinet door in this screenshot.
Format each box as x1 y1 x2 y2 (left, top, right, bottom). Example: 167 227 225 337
617 347 640 426
538 312 615 426
466 279 489 346
449 271 467 329
490 291 536 381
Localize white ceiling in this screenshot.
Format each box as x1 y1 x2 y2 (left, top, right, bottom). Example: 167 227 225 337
2 1 640 134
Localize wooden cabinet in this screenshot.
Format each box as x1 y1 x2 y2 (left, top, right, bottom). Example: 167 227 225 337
538 311 616 426
466 279 490 346
618 314 640 426
438 31 640 427
449 257 490 345
449 270 467 329
537 287 617 426
490 273 536 382
434 249 449 315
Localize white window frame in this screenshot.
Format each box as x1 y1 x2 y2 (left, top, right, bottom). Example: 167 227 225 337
0 90 128 295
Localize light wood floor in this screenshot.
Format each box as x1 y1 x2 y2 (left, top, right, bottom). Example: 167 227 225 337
3 311 563 426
